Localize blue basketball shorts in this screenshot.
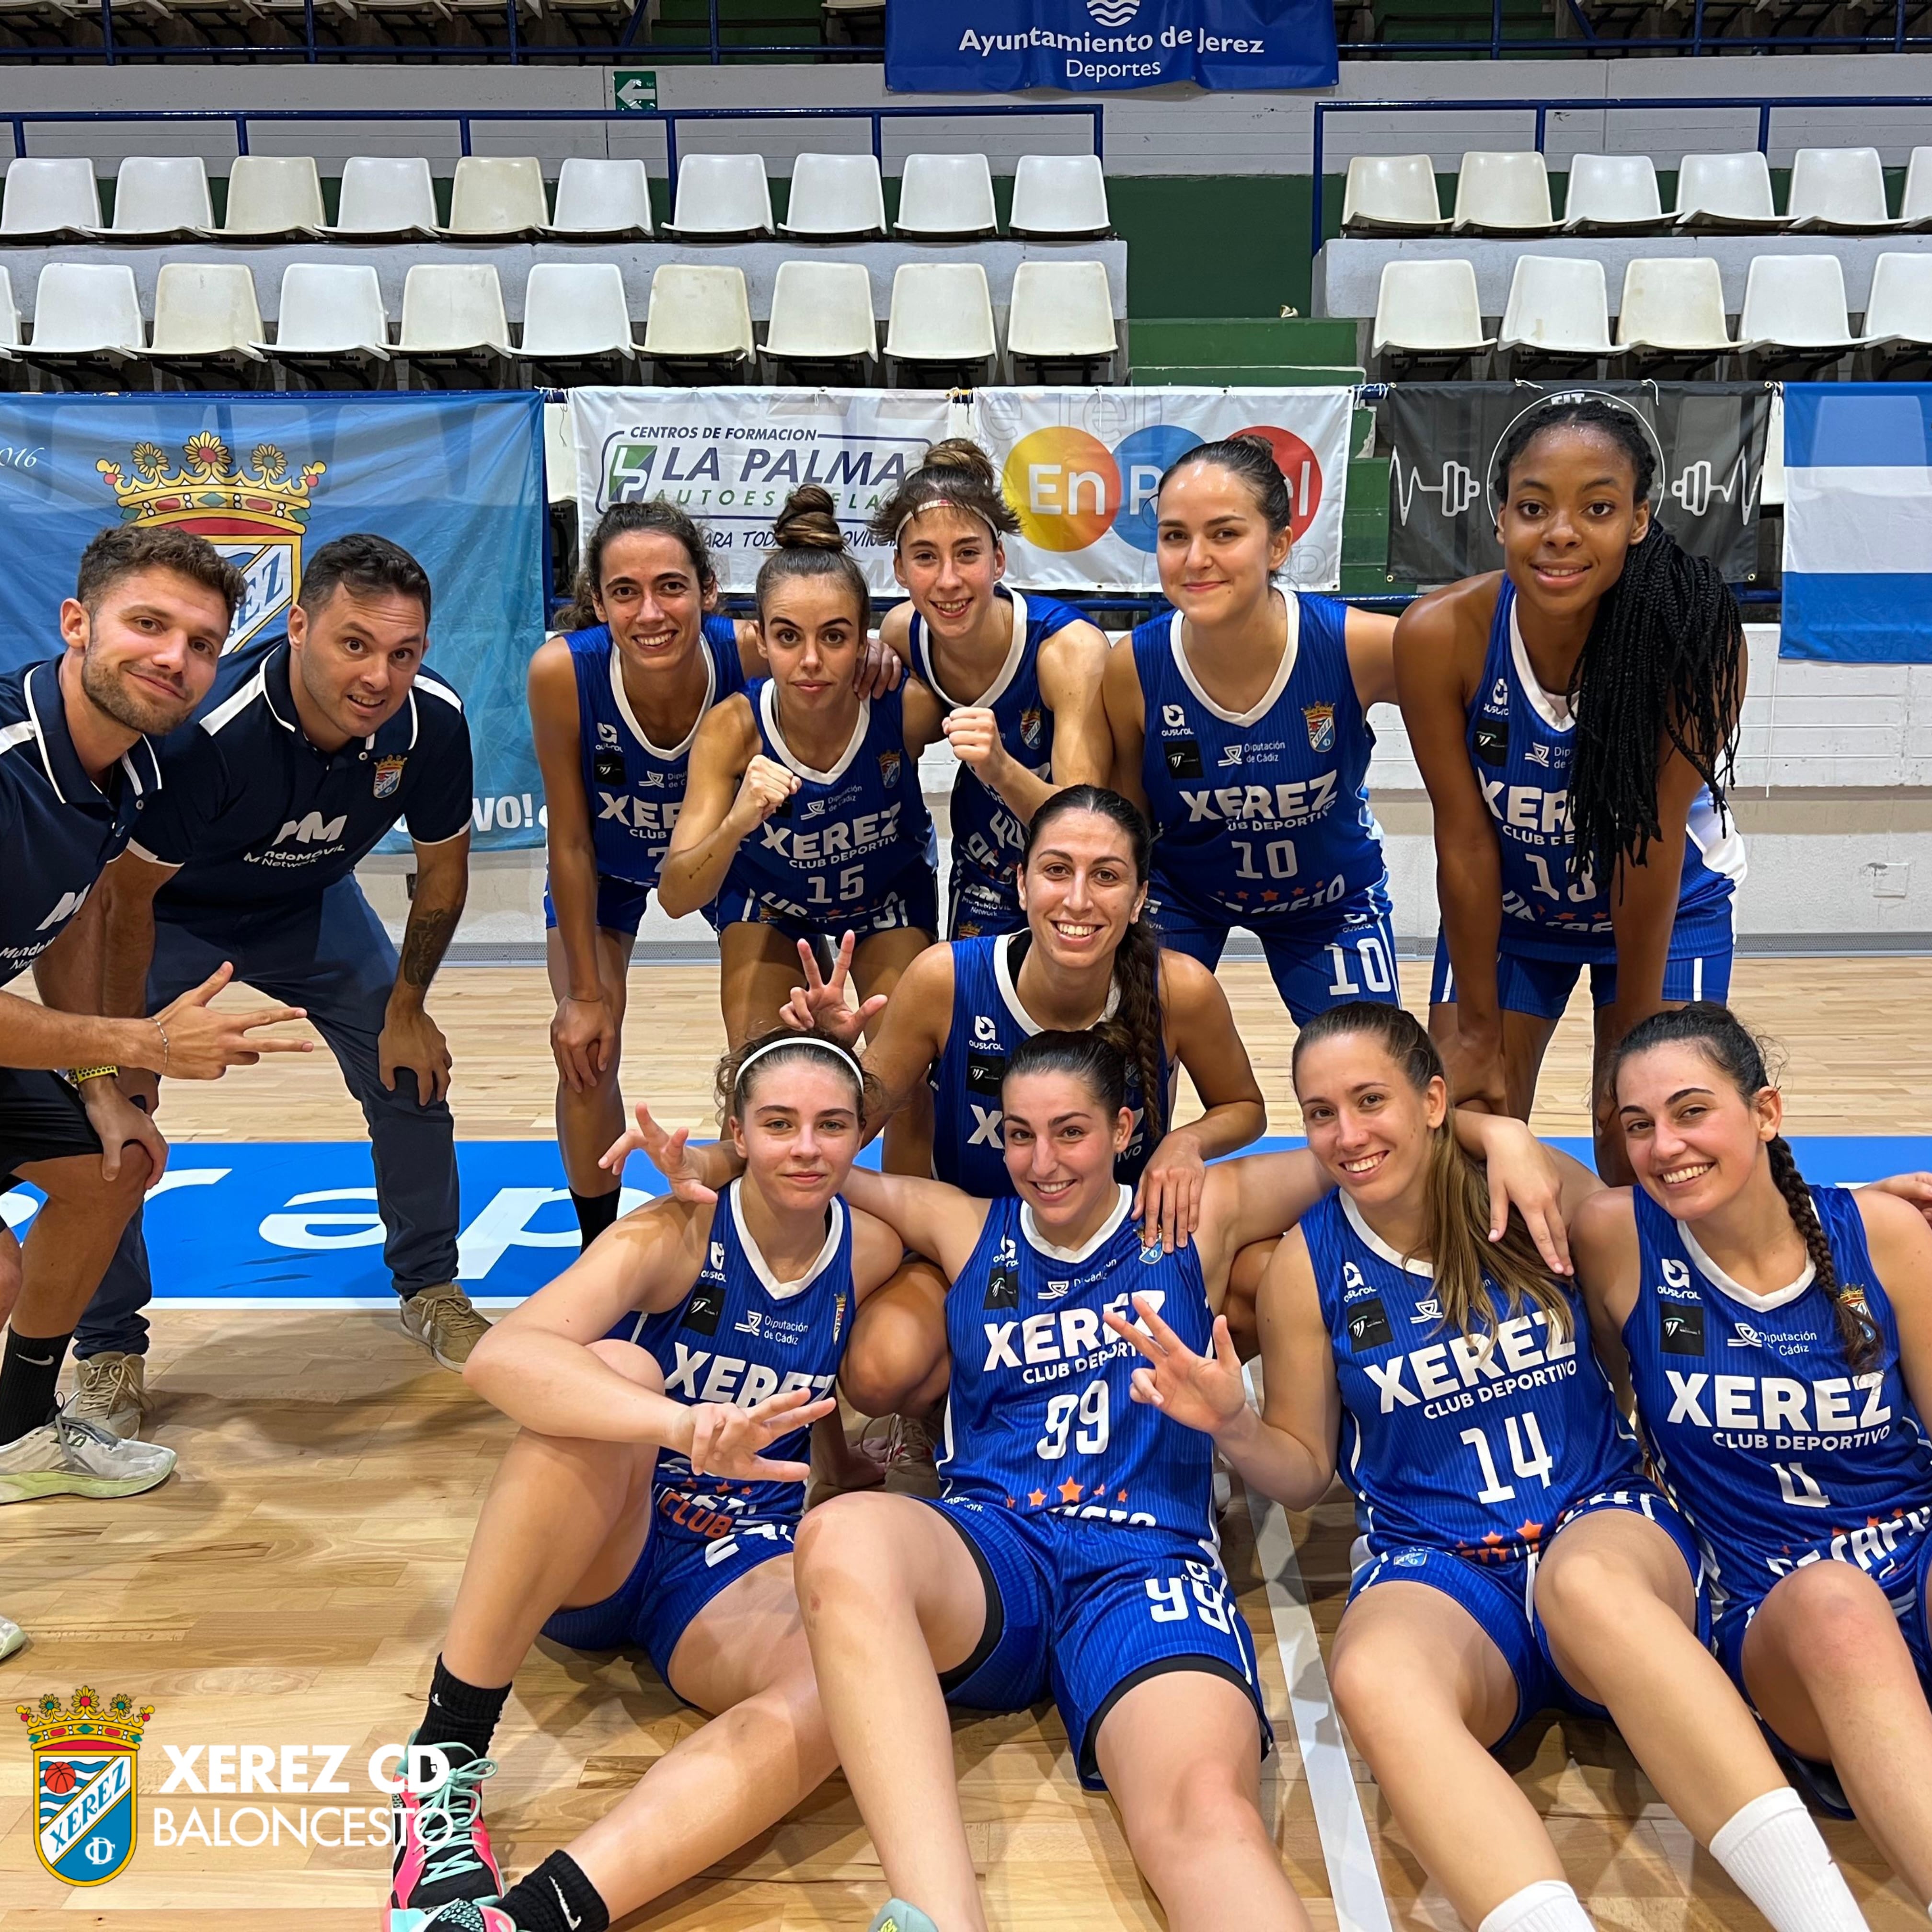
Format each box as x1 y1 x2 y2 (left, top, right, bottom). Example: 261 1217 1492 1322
542 873 652 939
920 1497 1272 1791
540 1504 796 1695
710 863 940 946
1144 875 1401 1026
1348 1481 1709 1743
1428 902 1735 1023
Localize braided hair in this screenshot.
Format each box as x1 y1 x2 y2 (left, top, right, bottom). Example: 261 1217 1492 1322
1020 785 1165 1144
1491 396 1745 894
1610 1004 1881 1371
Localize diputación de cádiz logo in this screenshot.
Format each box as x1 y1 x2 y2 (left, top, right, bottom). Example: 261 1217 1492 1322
17 1686 154 1885
97 432 327 655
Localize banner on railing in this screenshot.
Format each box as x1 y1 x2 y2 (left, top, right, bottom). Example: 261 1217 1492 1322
1381 382 1773 586
886 0 1337 92
0 391 549 851
971 386 1354 593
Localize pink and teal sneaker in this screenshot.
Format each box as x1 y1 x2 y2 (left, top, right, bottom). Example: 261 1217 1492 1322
387 1737 502 1929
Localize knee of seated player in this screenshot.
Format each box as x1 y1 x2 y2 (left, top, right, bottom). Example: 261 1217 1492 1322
1221 1240 1276 1362
837 1268 948 1417
794 1495 919 1624
1121 1740 1263 1874
1756 1561 1905 1688
1534 1538 1674 1651
585 1337 666 1391
1329 1621 1460 1747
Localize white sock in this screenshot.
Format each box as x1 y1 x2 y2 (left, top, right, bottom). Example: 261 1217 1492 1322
1709 1788 1868 1932
1478 1879 1594 1932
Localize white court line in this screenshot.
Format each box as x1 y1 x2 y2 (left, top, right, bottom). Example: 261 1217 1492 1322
1245 1487 1395 1932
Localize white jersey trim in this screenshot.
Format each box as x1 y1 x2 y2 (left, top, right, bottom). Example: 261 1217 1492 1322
1168 590 1300 729
916 590 1029 714
761 681 867 786
991 931 1118 1037
610 640 714 761
200 664 271 737
1679 1219 1815 1313
1506 599 1575 735
0 719 36 759
1021 1182 1132 1264
1341 1190 1436 1278
415 672 464 713
728 1178 846 1304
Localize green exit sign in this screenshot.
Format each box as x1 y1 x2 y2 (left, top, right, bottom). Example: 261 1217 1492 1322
611 69 657 113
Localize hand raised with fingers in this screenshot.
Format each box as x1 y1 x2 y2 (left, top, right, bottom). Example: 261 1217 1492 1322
683 1387 836 1482
1481 1125 1574 1277
1132 1131 1207 1255
600 1101 719 1204
779 931 883 1046
1102 1297 1248 1438
153 965 314 1079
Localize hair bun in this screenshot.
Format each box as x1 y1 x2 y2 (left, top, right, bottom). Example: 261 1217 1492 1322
920 437 998 487
772 484 847 553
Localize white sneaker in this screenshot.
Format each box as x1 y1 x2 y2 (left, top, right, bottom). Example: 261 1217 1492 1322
0 1613 25 1662
70 1352 151 1440
0 1407 175 1505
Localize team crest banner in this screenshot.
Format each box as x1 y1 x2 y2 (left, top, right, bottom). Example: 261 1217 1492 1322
0 392 548 851
969 386 1354 593
886 0 1337 92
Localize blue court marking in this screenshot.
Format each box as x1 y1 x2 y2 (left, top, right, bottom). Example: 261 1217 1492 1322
8 1134 1926 1309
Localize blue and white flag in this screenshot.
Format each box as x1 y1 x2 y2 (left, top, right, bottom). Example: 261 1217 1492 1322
1782 382 1932 663
0 391 548 848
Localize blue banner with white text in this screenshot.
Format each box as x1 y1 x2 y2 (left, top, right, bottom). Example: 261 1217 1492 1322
0 391 548 850
886 0 1337 92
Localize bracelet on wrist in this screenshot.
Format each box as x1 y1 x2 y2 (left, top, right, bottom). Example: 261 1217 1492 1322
69 1064 119 1085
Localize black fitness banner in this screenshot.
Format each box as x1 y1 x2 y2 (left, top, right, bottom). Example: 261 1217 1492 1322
1383 382 1773 586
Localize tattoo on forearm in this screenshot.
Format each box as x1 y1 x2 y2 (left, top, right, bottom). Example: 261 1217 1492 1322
399 906 462 990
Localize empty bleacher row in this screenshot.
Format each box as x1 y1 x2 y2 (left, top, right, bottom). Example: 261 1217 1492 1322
0 255 1121 391
0 150 1111 244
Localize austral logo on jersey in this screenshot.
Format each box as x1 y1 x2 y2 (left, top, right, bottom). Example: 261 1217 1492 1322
19 1687 153 1886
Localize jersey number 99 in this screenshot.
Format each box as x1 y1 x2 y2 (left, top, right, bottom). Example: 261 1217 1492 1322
1038 1379 1110 1460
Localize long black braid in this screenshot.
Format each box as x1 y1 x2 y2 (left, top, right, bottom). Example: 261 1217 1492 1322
1491 396 1745 894
1610 1004 1881 1371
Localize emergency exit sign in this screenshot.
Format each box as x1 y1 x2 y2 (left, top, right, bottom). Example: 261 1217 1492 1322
611 69 657 112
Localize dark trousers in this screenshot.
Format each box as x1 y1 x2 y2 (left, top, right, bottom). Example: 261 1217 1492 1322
76 878 460 1358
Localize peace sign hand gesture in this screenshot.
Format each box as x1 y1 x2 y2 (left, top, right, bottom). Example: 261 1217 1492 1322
599 1100 720 1205
778 931 885 1046
684 1386 837 1483
1102 1296 1249 1439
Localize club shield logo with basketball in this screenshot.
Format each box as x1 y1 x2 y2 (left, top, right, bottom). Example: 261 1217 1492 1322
18 1687 154 1886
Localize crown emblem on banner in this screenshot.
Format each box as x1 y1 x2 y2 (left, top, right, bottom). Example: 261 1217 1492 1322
17 1689 154 1753
95 434 325 532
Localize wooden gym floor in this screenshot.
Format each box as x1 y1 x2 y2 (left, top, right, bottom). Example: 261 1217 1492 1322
3 957 1932 1931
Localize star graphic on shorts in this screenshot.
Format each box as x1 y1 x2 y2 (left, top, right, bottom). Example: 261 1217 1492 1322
1092 1481 1109 1498
1116 1489 1129 1503
1261 890 1279 903
1058 1476 1084 1505
1518 1520 1544 1544
1029 1489 1046 1507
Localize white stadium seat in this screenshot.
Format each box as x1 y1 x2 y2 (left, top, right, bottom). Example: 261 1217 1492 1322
0 268 19 356
548 157 654 239
149 262 267 383
1498 254 1617 373
895 152 998 241
643 263 755 380
1 158 101 239
23 262 145 387
221 156 325 239
264 263 391 383
1562 153 1667 233
1341 155 1446 235
764 259 876 381
111 156 213 239
666 153 773 240
1452 150 1556 234
1007 259 1117 383
1370 258 1493 372
886 261 997 385
520 262 640 374
1787 147 1895 231
399 264 514 385
1009 154 1111 239
328 156 440 241
446 155 550 240
1617 257 1744 376
1865 252 1932 376
781 152 886 240
1740 253 1861 378
1674 150 1786 230
1905 148 1932 228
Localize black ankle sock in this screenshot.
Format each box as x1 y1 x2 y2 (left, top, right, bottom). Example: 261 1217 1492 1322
0 1328 72 1444
569 1188 622 1249
416 1655 511 1761
502 1851 610 1932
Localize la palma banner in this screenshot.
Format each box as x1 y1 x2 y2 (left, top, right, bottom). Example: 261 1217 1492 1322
887 0 1337 92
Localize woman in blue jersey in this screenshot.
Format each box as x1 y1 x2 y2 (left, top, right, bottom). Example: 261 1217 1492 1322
1396 394 1747 1177
383 1027 910 1932
1564 1005 1932 1906
871 438 1113 937
1102 433 1402 1022
1113 1001 1871 1932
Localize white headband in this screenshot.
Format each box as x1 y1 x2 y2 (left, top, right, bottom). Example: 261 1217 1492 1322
733 1034 866 1096
895 495 1000 546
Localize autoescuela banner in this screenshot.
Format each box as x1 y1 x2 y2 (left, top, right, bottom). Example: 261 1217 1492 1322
886 0 1337 92
0 392 550 851
1382 382 1773 586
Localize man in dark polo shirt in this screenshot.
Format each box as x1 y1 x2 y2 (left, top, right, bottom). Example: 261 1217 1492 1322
81 534 485 1435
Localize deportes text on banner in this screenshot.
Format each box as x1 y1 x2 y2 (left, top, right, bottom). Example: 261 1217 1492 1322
0 392 548 852
570 387 958 595
1381 382 1772 587
886 0 1337 92
968 386 1353 593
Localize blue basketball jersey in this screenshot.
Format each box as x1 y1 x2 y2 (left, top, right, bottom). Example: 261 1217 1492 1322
619 1180 854 1529
1467 580 1745 961
1624 1184 1932 1613
909 589 1083 934
930 933 1173 1199
1133 596 1386 927
1302 1189 1637 1563
565 616 746 892
719 679 935 930
939 1188 1217 1540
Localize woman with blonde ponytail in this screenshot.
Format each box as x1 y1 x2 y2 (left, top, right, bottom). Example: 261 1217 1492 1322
1112 1000 1876 1932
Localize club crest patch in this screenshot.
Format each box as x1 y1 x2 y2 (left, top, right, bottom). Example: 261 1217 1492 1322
1020 707 1044 751
19 1687 153 1886
877 749 902 788
373 755 406 800
1303 703 1336 754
